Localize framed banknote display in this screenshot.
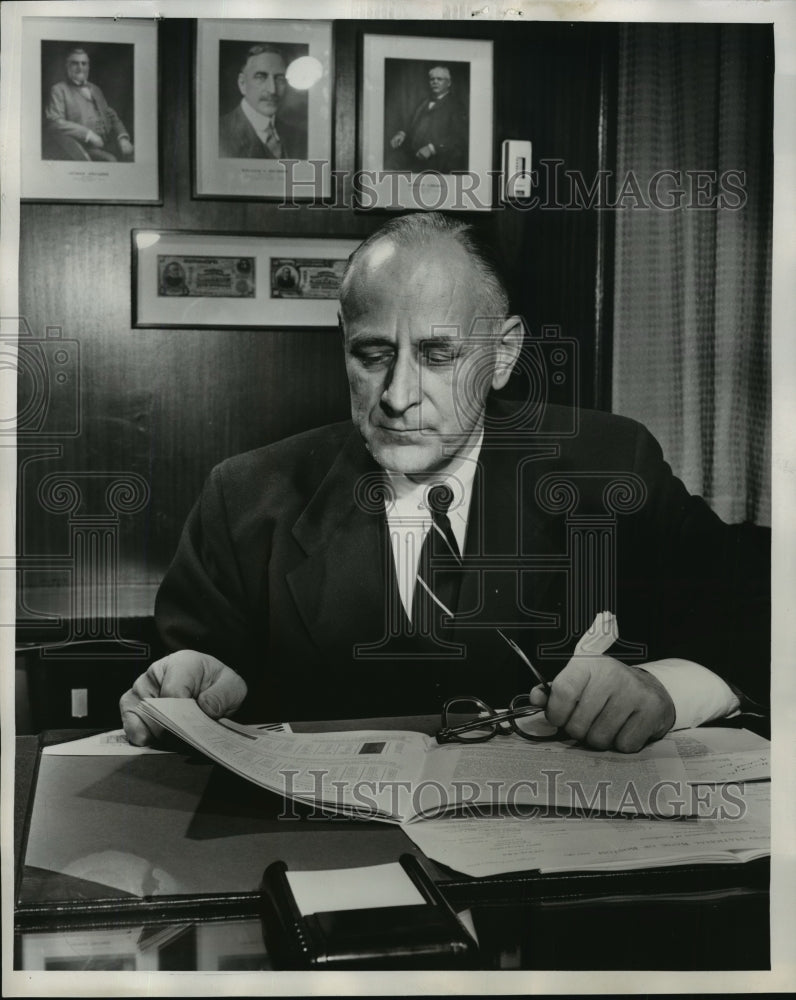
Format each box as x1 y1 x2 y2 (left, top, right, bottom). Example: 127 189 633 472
132 230 361 328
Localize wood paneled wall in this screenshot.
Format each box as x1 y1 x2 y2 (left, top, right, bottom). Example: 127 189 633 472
17 18 615 615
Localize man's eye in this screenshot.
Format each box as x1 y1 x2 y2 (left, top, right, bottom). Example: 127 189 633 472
355 350 393 367
423 347 457 365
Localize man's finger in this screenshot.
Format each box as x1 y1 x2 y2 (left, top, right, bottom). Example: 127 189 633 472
613 711 651 754
560 687 611 743
543 659 592 728
528 684 548 708
119 689 164 746
582 698 634 750
197 667 248 718
130 665 165 702
157 650 207 699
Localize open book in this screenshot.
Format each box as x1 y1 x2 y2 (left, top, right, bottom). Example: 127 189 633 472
138 698 769 826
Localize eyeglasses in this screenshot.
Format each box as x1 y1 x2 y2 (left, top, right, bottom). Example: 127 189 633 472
436 694 559 744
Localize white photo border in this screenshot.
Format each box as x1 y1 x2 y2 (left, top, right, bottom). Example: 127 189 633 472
194 18 333 200
132 230 360 328
360 33 494 212
21 16 159 203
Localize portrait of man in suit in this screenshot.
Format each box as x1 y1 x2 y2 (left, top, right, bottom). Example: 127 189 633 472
120 213 768 753
218 42 308 160
385 61 469 173
42 43 134 162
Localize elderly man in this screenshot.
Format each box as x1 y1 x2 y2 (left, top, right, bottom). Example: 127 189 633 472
389 66 468 172
219 43 306 160
44 47 134 162
120 213 768 749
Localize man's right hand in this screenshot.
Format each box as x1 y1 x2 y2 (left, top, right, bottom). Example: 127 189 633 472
85 130 104 148
120 649 248 746
390 130 406 148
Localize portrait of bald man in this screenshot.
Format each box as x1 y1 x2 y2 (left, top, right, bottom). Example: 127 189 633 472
120 213 768 753
385 60 469 172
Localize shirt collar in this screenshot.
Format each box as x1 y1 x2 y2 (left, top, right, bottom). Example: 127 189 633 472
385 427 484 512
240 98 275 133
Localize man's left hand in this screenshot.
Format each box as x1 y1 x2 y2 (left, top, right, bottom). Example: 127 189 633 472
118 136 134 157
529 655 676 752
415 144 434 160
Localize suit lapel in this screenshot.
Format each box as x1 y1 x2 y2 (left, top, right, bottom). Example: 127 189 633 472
286 429 388 653
454 416 565 678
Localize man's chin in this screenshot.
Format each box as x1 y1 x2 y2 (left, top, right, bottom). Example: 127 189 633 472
368 441 449 476
367 439 443 476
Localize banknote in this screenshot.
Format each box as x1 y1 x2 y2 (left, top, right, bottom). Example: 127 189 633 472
270 258 347 299
158 255 255 297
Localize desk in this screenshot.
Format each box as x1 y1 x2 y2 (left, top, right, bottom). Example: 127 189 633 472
15 718 770 971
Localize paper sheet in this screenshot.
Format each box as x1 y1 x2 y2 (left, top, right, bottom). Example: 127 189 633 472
42 730 171 756
402 782 770 876
139 698 434 820
285 862 426 915
667 728 770 783
423 733 691 818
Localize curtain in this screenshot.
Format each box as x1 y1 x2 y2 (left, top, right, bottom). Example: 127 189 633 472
612 24 772 526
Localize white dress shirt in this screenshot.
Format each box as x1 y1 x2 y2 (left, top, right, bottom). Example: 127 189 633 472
385 431 481 621
382 430 740 730
240 98 280 146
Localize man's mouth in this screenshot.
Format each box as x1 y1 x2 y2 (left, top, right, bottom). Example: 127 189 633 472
377 426 427 437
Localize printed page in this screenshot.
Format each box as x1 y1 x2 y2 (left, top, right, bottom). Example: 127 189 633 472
402 782 770 876
139 698 432 820
665 728 771 784
417 733 691 818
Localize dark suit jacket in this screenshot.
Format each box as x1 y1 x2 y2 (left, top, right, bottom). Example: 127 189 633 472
399 92 468 172
218 103 306 160
156 402 770 721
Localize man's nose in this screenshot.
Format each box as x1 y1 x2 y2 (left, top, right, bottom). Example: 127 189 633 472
380 352 421 415
263 75 276 94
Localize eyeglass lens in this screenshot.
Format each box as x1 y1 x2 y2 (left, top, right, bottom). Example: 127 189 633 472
443 697 498 740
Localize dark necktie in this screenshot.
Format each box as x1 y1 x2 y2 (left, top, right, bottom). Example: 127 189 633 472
411 483 462 637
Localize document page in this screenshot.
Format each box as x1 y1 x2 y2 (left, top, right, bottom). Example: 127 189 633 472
139 698 433 820
666 728 771 784
417 734 691 818
403 782 770 876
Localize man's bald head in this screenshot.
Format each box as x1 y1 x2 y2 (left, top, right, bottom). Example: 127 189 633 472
339 212 509 329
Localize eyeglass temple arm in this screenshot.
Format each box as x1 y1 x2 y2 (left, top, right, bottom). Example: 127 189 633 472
495 629 552 695
439 704 534 739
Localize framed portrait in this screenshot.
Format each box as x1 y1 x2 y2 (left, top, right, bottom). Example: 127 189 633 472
194 19 333 200
21 17 159 203
132 230 361 329
360 34 494 212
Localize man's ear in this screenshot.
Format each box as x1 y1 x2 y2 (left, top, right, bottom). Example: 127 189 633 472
491 315 524 391
237 72 246 97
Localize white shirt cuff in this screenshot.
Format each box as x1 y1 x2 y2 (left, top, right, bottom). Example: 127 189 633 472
637 659 741 730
